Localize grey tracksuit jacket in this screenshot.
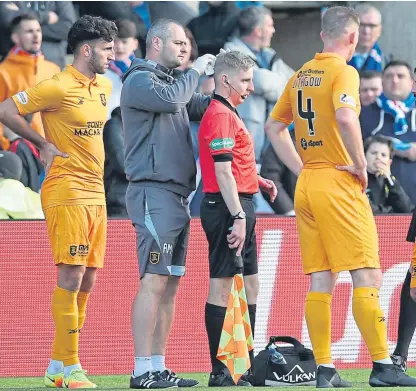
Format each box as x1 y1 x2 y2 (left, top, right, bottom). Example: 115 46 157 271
121 59 211 197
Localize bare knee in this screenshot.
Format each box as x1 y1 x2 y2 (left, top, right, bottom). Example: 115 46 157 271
244 274 259 305
310 271 338 294
160 276 180 305
57 264 86 291
350 268 382 289
208 278 233 307
140 273 169 298
79 267 98 292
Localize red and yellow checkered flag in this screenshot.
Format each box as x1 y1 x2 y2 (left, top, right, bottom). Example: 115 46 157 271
216 273 254 384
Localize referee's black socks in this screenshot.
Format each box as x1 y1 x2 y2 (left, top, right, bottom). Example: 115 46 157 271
248 304 257 364
205 303 227 374
393 271 416 359
205 302 258 374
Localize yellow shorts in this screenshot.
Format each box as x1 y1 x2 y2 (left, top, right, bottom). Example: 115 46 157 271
410 244 416 288
294 169 380 274
43 205 107 268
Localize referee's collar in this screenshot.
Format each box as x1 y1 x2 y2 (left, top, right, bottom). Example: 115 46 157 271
213 94 240 117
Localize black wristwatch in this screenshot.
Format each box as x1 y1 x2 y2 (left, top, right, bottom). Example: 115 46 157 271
232 211 246 220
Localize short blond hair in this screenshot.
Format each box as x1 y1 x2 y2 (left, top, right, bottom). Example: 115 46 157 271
214 50 254 82
321 6 360 40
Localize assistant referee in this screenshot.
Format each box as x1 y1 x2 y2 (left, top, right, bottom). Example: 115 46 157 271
198 50 277 387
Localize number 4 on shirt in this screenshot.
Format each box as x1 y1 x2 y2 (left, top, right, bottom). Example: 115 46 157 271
297 90 316 137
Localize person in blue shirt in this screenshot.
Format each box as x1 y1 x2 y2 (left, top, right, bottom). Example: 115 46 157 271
348 3 391 72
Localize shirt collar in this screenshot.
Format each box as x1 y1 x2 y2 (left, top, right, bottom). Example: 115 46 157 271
314 52 346 63
213 94 240 117
66 65 99 86
12 45 42 57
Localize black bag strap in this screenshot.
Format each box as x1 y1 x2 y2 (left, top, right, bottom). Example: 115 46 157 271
267 336 307 354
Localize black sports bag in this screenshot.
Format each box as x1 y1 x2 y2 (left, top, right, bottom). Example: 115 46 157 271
251 336 317 387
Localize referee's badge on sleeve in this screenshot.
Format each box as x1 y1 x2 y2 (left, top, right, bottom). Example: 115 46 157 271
150 252 160 264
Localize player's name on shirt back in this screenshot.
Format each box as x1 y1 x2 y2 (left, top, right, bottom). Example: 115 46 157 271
271 53 360 169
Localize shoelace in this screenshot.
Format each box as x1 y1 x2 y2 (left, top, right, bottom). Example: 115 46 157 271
150 371 163 381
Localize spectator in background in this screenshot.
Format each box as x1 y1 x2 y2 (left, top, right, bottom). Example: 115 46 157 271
224 6 294 163
361 61 416 204
199 1 263 15
360 70 383 106
0 14 60 140
0 1 77 69
105 19 138 119
187 1 240 56
77 1 147 55
348 3 391 72
364 135 413 214
0 150 44 219
5 125 43 193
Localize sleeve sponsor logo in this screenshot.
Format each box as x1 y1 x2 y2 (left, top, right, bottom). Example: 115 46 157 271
340 93 356 107
15 91 28 105
209 137 235 151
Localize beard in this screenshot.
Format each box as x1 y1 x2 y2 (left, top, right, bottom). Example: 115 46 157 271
89 50 106 75
160 48 182 69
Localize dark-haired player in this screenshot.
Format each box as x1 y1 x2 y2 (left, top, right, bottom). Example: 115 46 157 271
0 15 117 389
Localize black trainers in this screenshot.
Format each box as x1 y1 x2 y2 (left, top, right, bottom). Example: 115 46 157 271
208 368 252 387
159 369 199 387
316 366 352 388
391 354 407 372
130 371 178 389
369 362 416 387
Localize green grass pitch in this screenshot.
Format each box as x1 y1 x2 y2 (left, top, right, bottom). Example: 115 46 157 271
2 369 416 390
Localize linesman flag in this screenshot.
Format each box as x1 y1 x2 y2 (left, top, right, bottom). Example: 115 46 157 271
216 273 254 384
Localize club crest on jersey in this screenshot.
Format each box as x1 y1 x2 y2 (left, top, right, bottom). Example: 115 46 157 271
150 252 160 265
69 245 77 256
100 94 107 106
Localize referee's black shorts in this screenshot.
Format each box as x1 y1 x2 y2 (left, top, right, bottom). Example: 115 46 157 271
200 192 258 278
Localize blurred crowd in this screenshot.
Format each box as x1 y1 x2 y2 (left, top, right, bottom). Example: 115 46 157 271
0 1 415 219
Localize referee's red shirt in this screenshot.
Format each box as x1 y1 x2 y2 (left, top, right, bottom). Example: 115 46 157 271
198 95 259 194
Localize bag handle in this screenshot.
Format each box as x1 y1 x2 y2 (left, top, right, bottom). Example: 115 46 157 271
267 336 307 354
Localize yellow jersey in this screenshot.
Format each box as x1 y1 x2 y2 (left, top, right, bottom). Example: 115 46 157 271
12 65 112 208
270 53 361 169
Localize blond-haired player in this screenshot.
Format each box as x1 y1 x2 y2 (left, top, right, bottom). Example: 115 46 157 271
265 6 416 388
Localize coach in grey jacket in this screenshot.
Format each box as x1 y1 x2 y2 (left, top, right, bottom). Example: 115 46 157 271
225 6 294 162
121 19 215 389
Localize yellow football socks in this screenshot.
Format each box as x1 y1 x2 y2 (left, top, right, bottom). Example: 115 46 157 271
352 287 389 361
77 291 90 331
51 286 80 366
305 292 332 365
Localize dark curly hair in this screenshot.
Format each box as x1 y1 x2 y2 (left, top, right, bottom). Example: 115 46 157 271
68 15 118 53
